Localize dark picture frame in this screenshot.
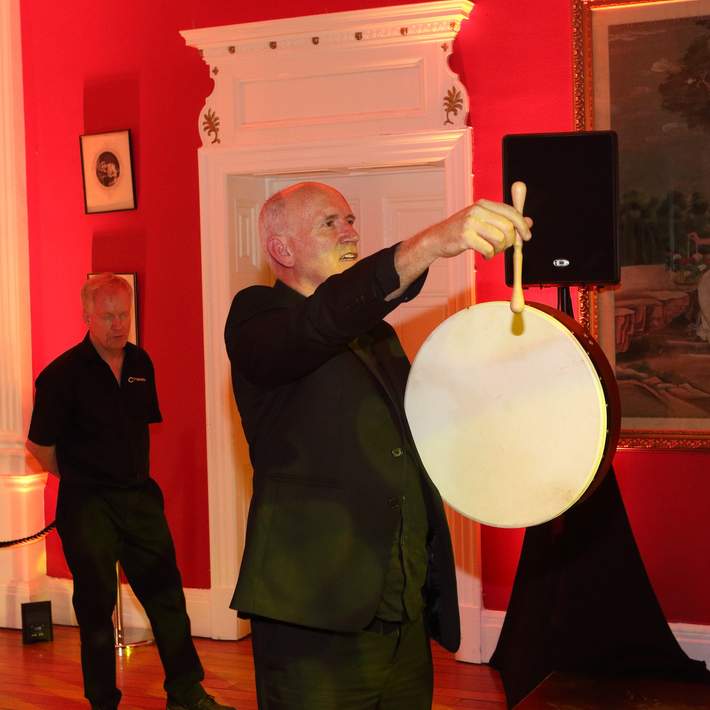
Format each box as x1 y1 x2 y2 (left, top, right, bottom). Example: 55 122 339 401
79 129 136 214
573 0 710 450
88 272 139 345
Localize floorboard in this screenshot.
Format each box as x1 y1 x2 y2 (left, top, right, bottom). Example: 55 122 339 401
0 626 507 709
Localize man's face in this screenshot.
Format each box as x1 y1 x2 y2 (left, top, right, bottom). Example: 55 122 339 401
287 187 360 293
85 287 132 354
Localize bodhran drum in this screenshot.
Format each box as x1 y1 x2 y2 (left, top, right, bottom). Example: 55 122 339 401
404 301 620 528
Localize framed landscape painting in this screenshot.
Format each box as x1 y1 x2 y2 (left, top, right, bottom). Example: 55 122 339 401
573 0 710 449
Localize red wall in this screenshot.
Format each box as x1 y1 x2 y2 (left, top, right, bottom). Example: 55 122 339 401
461 0 573 612
21 1 216 586
21 0 710 623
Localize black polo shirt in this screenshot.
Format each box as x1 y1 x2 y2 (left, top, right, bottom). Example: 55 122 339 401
28 333 162 487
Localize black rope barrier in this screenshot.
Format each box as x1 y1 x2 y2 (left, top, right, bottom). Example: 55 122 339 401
0 521 56 548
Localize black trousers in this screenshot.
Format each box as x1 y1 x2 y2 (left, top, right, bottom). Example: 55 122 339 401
56 479 204 707
251 615 433 710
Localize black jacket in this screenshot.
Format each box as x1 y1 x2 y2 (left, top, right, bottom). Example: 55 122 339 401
224 245 460 651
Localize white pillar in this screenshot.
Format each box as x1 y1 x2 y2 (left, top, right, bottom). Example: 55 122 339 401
0 0 48 628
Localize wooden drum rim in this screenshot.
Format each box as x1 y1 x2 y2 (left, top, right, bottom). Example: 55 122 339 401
528 301 621 501
405 300 621 527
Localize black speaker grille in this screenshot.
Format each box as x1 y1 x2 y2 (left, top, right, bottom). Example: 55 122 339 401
503 131 620 287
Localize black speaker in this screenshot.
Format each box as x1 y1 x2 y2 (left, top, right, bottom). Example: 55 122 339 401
503 131 620 287
21 600 53 644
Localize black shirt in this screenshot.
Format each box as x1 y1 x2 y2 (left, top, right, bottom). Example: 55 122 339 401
28 333 162 487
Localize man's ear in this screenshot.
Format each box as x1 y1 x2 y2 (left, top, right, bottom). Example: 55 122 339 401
267 236 295 267
82 311 91 326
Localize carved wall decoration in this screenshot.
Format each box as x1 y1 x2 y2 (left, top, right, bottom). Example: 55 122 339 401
201 108 221 144
443 86 463 125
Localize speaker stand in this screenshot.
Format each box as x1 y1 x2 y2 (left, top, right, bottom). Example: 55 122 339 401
113 562 153 654
489 285 708 708
556 285 574 318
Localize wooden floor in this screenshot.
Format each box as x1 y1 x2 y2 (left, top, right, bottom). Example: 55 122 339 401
0 626 507 709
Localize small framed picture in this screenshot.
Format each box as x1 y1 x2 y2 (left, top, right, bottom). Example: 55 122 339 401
79 130 136 214
88 272 139 345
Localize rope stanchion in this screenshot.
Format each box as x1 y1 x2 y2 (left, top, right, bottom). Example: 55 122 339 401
0 521 56 548
113 562 153 652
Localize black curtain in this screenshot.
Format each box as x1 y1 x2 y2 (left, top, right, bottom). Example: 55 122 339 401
489 467 709 707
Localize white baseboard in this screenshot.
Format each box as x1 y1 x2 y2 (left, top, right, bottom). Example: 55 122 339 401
110 583 245 640
455 602 483 663
480 608 506 662
478 608 710 668
0 580 44 629
0 576 237 640
3 577 707 670
672 622 710 668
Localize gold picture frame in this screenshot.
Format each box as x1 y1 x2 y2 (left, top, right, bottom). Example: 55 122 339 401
573 0 710 449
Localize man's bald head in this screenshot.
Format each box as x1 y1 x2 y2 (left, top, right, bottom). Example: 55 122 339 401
258 182 359 296
259 182 343 246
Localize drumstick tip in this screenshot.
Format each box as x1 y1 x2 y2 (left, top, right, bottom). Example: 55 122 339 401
511 181 527 212
510 296 525 314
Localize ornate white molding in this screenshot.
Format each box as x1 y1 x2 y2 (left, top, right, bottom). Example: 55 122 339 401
181 1 473 149
183 2 471 55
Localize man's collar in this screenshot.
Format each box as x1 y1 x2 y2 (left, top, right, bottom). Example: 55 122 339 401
78 331 136 363
78 332 102 362
273 279 306 303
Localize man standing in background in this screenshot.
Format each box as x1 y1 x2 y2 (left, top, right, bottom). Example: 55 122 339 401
26 273 235 710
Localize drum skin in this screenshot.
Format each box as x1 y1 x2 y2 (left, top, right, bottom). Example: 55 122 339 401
404 301 620 528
